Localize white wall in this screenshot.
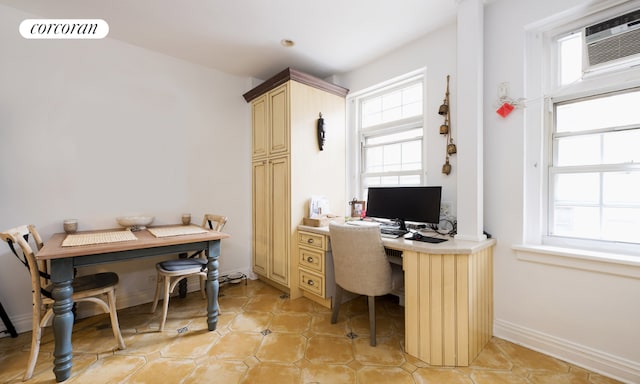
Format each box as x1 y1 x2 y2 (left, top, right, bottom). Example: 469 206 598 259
484 0 640 382
0 5 252 332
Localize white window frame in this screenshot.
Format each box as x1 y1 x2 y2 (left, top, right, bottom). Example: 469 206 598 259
548 89 640 246
346 69 427 200
517 0 640 277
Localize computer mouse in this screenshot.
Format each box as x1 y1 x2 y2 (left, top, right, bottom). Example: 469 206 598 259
412 233 423 240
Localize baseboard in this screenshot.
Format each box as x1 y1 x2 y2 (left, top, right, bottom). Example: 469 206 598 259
494 318 640 384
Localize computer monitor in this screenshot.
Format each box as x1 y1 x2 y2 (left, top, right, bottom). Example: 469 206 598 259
365 186 442 230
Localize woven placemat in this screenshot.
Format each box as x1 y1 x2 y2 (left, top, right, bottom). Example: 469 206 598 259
147 225 208 238
62 230 138 247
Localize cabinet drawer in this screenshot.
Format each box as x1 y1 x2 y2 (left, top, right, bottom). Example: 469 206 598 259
298 231 326 250
299 269 325 297
299 246 324 273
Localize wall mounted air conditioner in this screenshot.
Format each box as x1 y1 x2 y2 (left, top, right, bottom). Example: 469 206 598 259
584 9 640 73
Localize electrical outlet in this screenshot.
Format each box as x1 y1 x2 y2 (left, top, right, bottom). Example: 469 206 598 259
498 82 510 99
440 201 452 218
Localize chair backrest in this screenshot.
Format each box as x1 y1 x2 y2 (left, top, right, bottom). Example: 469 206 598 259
329 223 392 297
202 214 228 232
0 225 47 312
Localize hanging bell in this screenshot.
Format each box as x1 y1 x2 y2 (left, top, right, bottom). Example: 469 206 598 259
447 143 457 155
439 124 449 134
438 103 449 115
442 159 451 175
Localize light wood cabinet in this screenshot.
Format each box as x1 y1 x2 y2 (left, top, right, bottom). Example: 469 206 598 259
244 68 348 296
251 160 268 276
296 230 335 307
251 156 290 286
251 84 289 159
403 246 494 366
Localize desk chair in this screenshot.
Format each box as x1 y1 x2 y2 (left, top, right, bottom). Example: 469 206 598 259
1 225 125 381
329 223 392 346
151 214 227 331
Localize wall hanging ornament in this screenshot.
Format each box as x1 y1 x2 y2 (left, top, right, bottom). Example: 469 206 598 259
317 112 326 151
439 75 456 175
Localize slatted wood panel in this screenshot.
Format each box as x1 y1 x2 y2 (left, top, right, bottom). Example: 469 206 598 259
403 245 494 366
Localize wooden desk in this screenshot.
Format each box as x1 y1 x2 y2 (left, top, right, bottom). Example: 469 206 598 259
297 225 495 367
36 227 230 382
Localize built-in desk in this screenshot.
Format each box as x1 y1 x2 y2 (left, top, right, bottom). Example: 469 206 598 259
297 224 496 367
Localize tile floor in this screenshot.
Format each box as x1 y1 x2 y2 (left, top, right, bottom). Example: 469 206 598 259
0 279 622 384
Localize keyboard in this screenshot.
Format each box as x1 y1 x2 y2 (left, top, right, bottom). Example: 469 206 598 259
380 228 409 238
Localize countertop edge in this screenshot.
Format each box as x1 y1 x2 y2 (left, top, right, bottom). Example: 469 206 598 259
297 225 496 255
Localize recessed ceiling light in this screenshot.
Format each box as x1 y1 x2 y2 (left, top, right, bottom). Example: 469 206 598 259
280 39 295 47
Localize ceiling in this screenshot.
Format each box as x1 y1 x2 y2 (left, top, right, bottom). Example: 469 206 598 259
0 0 458 80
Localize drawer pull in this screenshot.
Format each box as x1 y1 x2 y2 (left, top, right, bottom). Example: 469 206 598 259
307 279 315 286
307 238 314 244
307 257 314 263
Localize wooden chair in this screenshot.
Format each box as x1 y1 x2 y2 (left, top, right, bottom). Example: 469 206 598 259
0 224 125 381
328 222 393 346
150 214 227 331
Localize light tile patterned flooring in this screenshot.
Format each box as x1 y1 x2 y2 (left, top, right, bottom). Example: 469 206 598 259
0 279 622 383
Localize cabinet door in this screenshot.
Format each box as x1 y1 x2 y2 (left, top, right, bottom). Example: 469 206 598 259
269 84 289 156
252 160 269 276
269 156 290 285
251 95 268 159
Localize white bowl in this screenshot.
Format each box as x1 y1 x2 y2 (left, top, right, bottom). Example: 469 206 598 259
116 215 154 230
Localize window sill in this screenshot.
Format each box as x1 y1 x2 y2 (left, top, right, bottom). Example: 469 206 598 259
512 244 640 280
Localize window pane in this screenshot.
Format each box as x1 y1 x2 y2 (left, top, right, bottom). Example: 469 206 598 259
603 207 640 243
401 141 422 170
554 173 599 204
552 206 600 238
383 144 401 171
365 147 383 172
382 91 401 110
403 102 422 117
361 82 423 128
399 175 421 184
603 129 640 164
402 84 422 118
403 84 422 104
362 112 381 128
365 177 381 186
556 90 640 132
381 175 399 185
558 33 582 86
556 135 601 166
366 140 422 172
603 172 640 205
361 96 381 128
366 128 422 145
382 106 402 123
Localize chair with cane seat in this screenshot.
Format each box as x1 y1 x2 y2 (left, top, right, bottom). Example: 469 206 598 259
328 222 393 346
150 214 227 331
0 224 125 381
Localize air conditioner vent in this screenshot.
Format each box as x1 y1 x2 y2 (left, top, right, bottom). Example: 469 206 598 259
585 9 640 69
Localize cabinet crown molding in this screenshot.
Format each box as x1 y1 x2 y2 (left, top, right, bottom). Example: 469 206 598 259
243 67 349 102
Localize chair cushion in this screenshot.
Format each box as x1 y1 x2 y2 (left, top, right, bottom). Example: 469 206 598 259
158 258 207 272
44 272 119 293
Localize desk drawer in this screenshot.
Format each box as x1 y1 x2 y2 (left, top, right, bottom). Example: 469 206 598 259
299 246 324 273
299 269 325 297
298 231 326 250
